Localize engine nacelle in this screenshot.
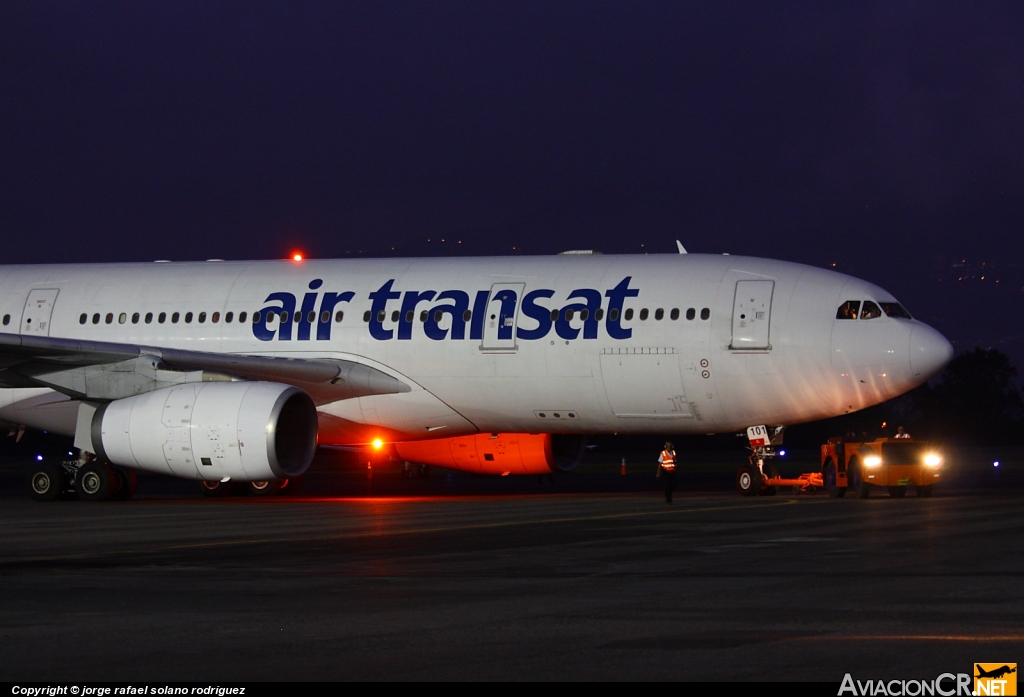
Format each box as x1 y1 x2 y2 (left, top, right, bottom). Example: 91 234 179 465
394 433 586 475
92 382 318 482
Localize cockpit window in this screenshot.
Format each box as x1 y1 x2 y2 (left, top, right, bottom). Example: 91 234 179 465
860 301 882 320
880 302 912 319
836 301 861 320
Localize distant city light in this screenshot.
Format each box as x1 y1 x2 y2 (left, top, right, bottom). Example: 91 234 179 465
36 455 43 461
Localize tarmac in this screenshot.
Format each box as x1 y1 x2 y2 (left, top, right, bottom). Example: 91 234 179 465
1 470 1022 681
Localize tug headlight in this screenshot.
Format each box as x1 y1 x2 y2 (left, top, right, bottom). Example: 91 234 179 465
864 456 882 468
924 453 942 467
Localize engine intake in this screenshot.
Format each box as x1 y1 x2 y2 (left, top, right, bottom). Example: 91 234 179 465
92 382 317 481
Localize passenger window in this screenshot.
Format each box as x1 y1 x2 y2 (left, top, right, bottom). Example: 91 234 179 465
639 309 649 320
390 311 399 323
860 301 882 320
405 311 414 323
880 302 912 319
836 301 861 320
250 312 259 324
198 312 207 323
106 313 114 324
224 312 233 323
118 313 127 324
307 311 315 323
700 308 710 320
376 311 385 322
609 308 619 322
624 308 634 321
2 314 9 326
185 312 193 323
79 313 87 325
335 311 344 323
363 311 371 322
580 309 589 321
238 312 247 323
322 311 331 323
686 308 695 320
550 309 559 321
670 308 679 320
145 312 153 324
294 312 302 324
655 308 664 320
131 313 140 324
212 312 220 323
565 309 575 321
171 312 180 324
277 311 286 323
93 313 100 324
158 312 166 324
595 308 604 321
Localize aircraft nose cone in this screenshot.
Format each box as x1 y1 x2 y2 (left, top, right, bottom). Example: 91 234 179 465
910 323 954 380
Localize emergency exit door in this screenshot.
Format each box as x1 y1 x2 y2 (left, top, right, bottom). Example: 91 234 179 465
21 289 60 336
480 283 524 352
730 280 774 350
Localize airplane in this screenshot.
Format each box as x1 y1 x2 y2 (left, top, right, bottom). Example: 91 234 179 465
976 666 1016 680
0 250 953 501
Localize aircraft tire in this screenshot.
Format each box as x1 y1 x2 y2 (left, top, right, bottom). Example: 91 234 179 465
199 480 233 497
27 462 64 502
77 462 116 502
888 486 907 499
735 465 761 497
246 480 282 497
825 461 846 498
917 485 933 498
110 467 138 501
278 476 303 496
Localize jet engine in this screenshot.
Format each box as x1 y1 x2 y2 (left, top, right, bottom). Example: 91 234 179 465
91 381 317 481
394 433 586 475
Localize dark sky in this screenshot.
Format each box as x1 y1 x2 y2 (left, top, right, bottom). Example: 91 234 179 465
2 2 1023 368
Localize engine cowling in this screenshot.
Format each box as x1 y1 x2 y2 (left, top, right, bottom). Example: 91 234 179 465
92 382 318 481
394 433 586 475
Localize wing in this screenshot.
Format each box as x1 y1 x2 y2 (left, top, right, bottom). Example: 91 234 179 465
0 332 409 405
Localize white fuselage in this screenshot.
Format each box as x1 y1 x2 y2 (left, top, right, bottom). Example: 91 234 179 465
0 254 953 443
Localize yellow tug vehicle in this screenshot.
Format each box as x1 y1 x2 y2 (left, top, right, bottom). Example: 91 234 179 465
820 438 943 498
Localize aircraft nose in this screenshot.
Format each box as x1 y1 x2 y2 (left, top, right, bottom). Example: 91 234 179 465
910 322 954 380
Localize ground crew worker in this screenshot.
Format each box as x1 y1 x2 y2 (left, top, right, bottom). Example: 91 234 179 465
657 441 677 504
895 426 911 439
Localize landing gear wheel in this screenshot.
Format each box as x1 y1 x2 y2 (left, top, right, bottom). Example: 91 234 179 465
736 465 761 497
246 480 282 497
277 476 302 496
917 485 933 498
77 462 116 502
825 460 846 498
27 462 64 502
199 480 233 497
888 486 907 498
110 467 138 501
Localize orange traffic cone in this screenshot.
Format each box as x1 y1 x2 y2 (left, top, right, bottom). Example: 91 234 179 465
620 458 627 475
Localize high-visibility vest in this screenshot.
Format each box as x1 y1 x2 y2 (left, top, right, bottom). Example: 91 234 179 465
660 450 676 470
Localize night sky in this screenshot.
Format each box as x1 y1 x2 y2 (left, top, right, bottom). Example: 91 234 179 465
2 3 1023 370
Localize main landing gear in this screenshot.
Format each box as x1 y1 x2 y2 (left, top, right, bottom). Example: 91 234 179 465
199 476 303 498
27 455 138 502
